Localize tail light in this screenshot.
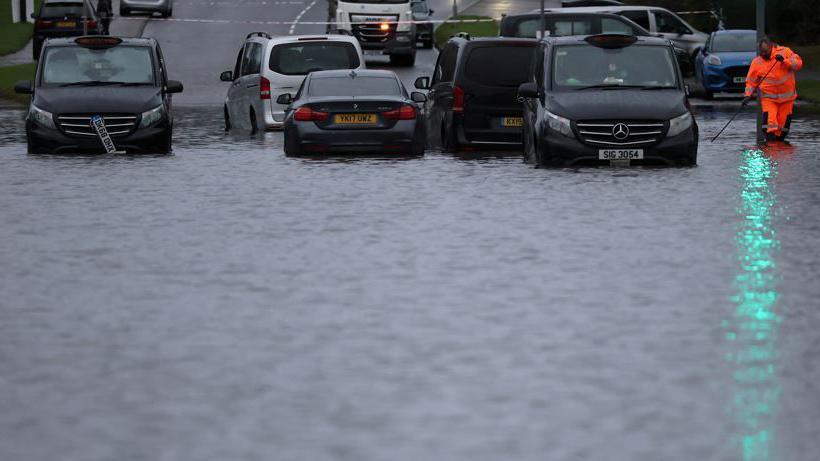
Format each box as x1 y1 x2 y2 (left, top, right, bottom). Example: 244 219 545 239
383 104 416 121
35 20 53 28
453 86 465 113
86 19 97 29
294 107 329 122
260 76 271 100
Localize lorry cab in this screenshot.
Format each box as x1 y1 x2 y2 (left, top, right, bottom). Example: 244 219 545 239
334 0 417 66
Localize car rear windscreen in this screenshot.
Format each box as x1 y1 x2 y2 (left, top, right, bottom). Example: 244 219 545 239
308 76 400 97
269 42 360 76
41 46 155 85
463 45 536 87
40 2 86 17
712 34 756 53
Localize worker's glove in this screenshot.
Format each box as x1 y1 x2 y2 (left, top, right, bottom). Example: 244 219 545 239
741 96 752 106
775 54 785 62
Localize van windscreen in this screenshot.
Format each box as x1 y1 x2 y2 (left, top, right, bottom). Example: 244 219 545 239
552 44 678 90
463 45 536 87
269 42 360 75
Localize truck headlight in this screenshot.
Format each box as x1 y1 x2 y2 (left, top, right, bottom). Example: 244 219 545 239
139 105 164 128
705 54 722 66
546 109 574 138
397 22 411 32
667 112 693 138
28 104 56 129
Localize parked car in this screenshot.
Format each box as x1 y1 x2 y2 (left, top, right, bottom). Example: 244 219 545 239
279 70 426 155
411 0 434 49
120 0 174 17
695 29 757 99
562 0 623 6
414 36 538 150
502 11 693 74
220 33 365 132
518 34 697 167
15 36 183 154
543 6 708 62
31 0 101 60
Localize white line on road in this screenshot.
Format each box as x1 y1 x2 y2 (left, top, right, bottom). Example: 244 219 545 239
289 0 317 34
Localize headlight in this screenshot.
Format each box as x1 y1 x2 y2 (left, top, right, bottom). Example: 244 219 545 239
139 105 164 128
667 112 693 138
546 109 574 138
397 12 412 32
28 104 55 129
705 54 722 66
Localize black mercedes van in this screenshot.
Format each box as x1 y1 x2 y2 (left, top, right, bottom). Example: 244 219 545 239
15 36 183 154
519 34 697 167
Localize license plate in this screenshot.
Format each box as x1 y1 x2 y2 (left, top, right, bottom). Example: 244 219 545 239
599 149 643 160
57 21 76 27
502 117 523 127
334 113 377 124
733 77 747 83
363 50 382 56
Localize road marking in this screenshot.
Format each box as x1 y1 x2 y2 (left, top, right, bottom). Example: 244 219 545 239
289 0 317 34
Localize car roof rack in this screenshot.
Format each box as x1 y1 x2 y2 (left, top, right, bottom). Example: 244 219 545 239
297 36 328 41
246 32 272 40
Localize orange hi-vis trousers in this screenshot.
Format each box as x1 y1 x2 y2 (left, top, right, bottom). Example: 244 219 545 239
761 98 794 138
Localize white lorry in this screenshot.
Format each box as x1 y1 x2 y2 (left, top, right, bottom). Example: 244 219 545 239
333 0 417 66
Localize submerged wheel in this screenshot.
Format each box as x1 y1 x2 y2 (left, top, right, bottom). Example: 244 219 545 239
249 109 258 134
390 53 415 67
120 7 130 15
224 105 231 131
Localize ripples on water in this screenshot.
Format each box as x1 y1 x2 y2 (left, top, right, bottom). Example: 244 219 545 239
1 107 820 461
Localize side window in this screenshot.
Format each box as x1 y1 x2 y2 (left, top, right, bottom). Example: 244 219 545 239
619 10 649 30
441 45 458 82
154 43 168 85
554 20 591 36
601 18 634 35
233 46 244 79
250 43 264 74
240 43 256 76
655 11 691 35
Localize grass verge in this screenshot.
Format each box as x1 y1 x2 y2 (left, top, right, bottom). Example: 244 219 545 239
798 80 820 103
0 63 36 104
0 22 34 56
434 16 498 49
793 45 819 72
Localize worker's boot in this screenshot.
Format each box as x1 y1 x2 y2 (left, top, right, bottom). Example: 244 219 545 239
765 132 778 143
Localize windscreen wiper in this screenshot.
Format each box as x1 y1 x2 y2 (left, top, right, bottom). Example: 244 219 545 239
574 84 645 90
639 86 678 90
60 81 127 87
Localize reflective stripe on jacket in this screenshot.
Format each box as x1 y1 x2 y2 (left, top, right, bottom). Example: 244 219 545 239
744 45 803 101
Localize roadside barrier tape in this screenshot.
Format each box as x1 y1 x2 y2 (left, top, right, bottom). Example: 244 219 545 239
117 16 499 25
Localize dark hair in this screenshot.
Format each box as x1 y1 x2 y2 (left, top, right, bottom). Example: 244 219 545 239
758 37 772 47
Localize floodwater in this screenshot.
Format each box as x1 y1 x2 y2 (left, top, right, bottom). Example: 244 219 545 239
1 107 820 461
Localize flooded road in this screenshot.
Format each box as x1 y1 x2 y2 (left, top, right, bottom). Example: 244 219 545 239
1 107 820 461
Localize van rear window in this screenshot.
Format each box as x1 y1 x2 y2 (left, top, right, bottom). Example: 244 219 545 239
40 2 86 17
269 42 360 76
463 45 536 87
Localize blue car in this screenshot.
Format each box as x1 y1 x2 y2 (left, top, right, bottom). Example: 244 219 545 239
695 29 757 99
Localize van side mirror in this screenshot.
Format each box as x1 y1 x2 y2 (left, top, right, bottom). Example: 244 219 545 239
518 82 540 100
220 70 233 82
411 91 426 103
276 93 292 105
14 80 33 94
429 9 434 14
414 76 431 90
165 80 183 94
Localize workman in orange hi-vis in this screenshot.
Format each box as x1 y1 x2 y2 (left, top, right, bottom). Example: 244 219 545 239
742 37 803 142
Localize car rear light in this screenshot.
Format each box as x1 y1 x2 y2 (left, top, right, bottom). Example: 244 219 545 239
294 107 329 122
260 76 271 100
86 19 97 28
453 86 465 113
35 20 53 28
383 104 416 120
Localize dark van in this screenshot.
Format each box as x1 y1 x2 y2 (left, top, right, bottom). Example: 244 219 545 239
15 36 183 155
32 0 101 60
414 36 537 150
500 12 646 38
518 34 697 167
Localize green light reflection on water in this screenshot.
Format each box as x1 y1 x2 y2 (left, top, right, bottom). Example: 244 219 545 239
727 149 782 461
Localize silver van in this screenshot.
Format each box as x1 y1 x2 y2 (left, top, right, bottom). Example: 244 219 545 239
220 33 365 132
547 6 708 59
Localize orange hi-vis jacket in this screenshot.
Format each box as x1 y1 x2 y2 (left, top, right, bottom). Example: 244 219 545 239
745 45 803 102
